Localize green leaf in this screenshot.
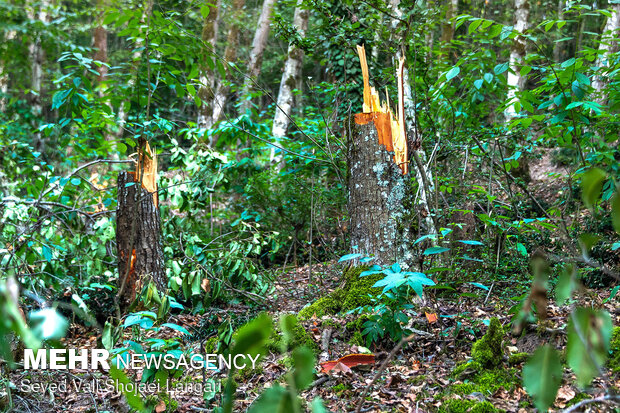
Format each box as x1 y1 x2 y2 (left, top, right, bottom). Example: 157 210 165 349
200 4 210 18
29 308 68 340
581 168 606 209
458 240 483 245
566 308 613 387
469 282 489 291
484 72 493 83
474 79 483 90
109 366 146 411
488 24 503 38
612 191 620 234
187 83 196 97
556 263 578 305
423 247 450 255
561 57 576 68
446 66 460 81
339 253 362 262
520 65 532 76
468 19 482 34
523 345 562 412
162 323 189 335
247 385 290 413
310 398 328 413
231 313 272 359
602 285 619 304
494 62 509 75
290 346 315 390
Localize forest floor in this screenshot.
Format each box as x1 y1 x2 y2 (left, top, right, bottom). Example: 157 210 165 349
5 261 620 413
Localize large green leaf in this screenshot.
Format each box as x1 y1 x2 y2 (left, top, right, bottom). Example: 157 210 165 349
566 308 613 387
581 168 606 209
523 345 562 411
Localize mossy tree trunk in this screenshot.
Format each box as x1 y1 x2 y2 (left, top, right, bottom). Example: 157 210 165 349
116 171 166 311
347 117 414 266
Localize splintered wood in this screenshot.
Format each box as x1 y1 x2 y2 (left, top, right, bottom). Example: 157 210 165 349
354 45 409 174
135 141 158 207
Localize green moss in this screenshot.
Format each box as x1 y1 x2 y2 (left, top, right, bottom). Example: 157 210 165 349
205 337 218 353
508 352 529 366
299 267 383 320
266 316 318 354
299 289 346 319
453 360 483 377
471 318 505 369
609 326 620 373
333 382 352 397
348 331 364 346
407 375 427 385
439 399 502 413
449 368 519 399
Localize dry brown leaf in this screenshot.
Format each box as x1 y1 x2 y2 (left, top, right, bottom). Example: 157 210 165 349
155 400 166 412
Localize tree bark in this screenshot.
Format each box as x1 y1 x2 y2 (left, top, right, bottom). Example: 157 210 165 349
270 0 309 166
553 0 564 63
439 0 458 57
239 0 277 115
116 171 165 311
210 0 246 139
592 3 620 106
27 0 48 150
347 115 414 266
505 0 529 121
197 0 220 132
0 30 16 112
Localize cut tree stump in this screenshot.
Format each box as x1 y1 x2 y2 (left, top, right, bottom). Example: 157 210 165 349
116 170 165 311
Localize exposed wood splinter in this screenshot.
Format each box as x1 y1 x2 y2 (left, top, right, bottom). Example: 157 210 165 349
354 45 409 174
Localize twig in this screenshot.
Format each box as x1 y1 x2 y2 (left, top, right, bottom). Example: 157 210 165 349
561 394 620 413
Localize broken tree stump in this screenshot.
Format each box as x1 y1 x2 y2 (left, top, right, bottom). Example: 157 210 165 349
116 159 165 311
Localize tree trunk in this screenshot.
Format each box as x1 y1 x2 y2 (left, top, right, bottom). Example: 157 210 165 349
27 0 48 150
197 0 220 132
347 115 413 266
553 0 564 63
592 4 620 106
210 0 246 141
505 0 529 121
439 0 458 57
239 0 277 115
0 30 16 112
116 171 165 311
270 0 309 166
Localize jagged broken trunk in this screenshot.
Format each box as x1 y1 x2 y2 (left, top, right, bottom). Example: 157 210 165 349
116 171 166 310
347 115 413 266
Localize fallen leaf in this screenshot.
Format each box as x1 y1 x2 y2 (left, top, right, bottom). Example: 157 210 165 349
155 400 166 412
320 353 375 373
425 312 438 323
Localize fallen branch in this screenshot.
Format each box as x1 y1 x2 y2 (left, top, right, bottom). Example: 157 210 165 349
561 394 620 413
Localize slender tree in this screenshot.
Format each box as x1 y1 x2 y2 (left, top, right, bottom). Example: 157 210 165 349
505 0 529 121
210 0 246 137
270 0 309 167
27 0 48 150
592 3 620 106
197 0 220 133
238 0 277 115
